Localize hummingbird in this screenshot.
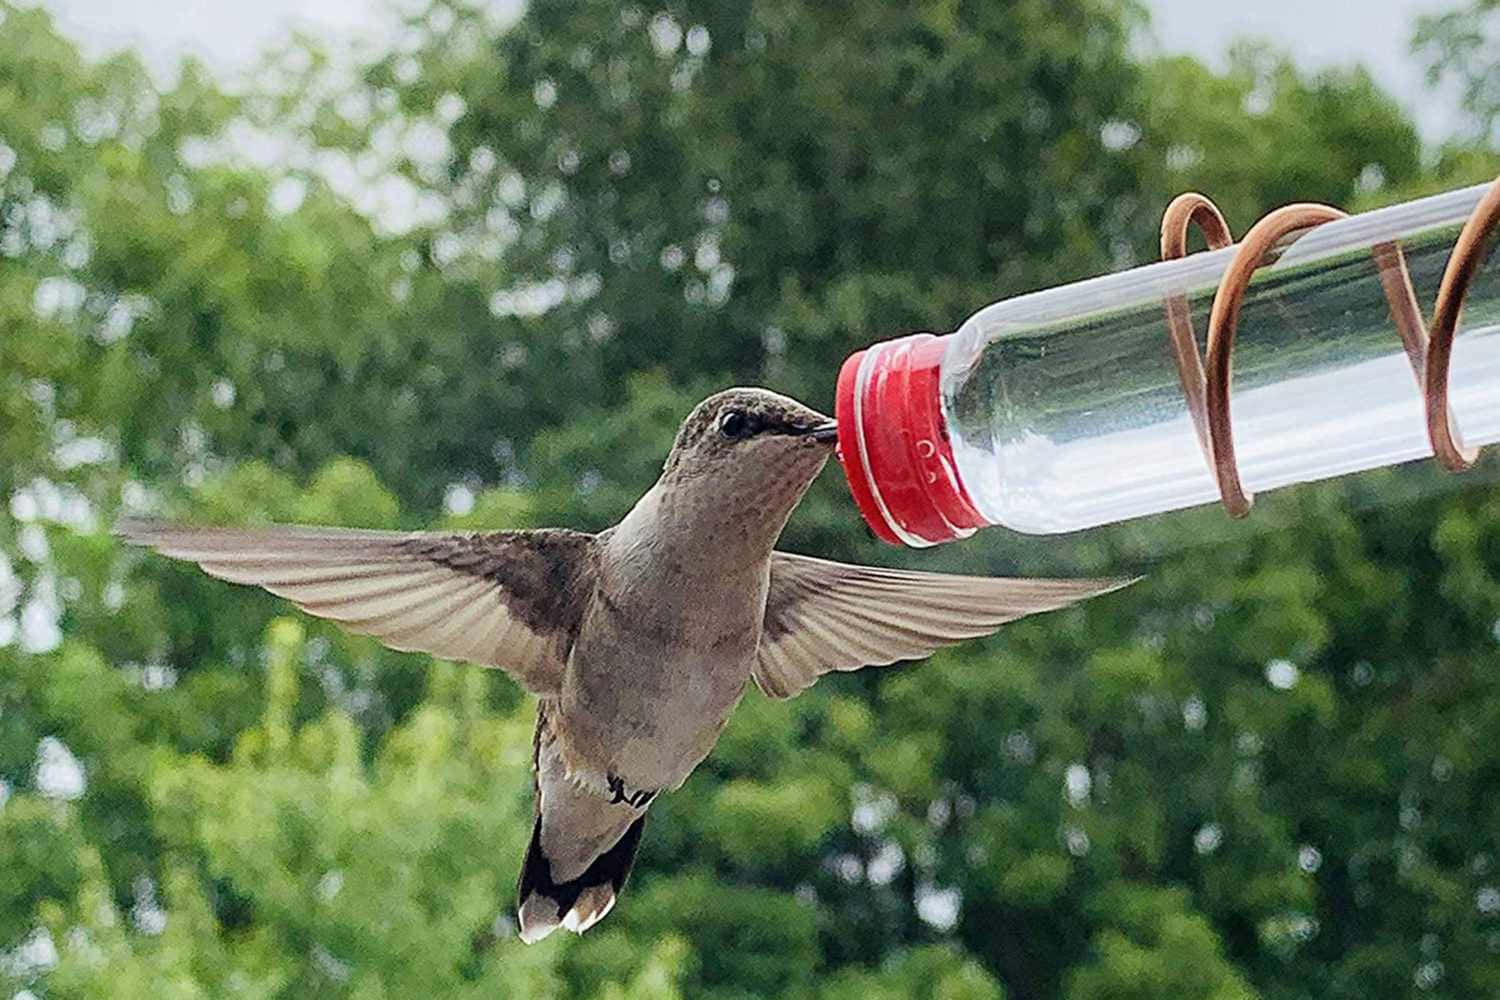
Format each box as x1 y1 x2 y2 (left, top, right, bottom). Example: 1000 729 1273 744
118 388 1125 943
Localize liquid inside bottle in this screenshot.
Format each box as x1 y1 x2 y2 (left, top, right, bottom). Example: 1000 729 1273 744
835 183 1500 543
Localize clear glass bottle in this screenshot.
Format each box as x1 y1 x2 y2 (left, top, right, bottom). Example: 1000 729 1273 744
833 182 1500 545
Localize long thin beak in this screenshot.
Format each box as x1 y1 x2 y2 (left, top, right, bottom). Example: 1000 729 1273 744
802 421 838 444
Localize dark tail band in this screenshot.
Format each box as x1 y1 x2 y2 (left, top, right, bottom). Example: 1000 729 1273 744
516 812 646 942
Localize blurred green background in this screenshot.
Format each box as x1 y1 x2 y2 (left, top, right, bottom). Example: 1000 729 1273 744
4 0 1500 996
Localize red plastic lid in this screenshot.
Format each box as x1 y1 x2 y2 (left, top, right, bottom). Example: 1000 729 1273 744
834 333 987 546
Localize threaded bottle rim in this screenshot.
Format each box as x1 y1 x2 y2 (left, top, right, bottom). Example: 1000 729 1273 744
834 334 985 546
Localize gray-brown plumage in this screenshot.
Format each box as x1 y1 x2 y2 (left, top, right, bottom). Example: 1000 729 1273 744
116 387 1128 943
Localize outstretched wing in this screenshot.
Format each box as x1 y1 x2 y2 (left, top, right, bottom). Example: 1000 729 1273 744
118 519 597 696
753 551 1131 699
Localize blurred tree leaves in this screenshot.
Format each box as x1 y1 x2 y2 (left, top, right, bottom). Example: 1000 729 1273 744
1415 0 1500 144
3 0 1500 997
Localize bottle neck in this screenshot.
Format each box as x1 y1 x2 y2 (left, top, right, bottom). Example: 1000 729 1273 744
834 333 989 546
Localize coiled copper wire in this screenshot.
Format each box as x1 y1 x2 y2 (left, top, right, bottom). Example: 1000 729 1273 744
1160 177 1500 517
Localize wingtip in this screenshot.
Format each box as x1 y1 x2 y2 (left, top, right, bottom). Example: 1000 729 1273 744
1037 573 1142 607
113 516 164 544
1063 574 1142 607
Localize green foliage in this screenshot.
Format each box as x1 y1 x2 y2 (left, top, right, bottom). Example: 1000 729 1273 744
1415 0 1500 144
819 945 1006 1000
1125 44 1421 232
1068 886 1254 1000
2 0 1499 997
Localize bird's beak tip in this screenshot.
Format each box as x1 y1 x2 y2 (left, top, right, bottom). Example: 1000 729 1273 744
807 421 838 444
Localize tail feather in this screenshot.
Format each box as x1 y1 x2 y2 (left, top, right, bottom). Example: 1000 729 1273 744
517 811 646 943
562 884 617 934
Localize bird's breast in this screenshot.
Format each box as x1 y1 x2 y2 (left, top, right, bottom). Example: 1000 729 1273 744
556 584 762 791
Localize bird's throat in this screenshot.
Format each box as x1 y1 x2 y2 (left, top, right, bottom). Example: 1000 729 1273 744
607 482 780 603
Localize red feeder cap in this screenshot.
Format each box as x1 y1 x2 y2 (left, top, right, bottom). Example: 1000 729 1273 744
834 333 988 546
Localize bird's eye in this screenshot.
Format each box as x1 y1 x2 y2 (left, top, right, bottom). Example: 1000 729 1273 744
718 410 752 440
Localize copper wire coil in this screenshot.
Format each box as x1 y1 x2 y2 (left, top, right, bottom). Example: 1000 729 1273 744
1159 177 1500 518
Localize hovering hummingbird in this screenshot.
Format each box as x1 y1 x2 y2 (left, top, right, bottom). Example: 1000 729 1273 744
119 388 1125 943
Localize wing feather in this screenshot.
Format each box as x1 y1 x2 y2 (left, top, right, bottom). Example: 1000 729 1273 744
754 551 1132 699
118 519 596 696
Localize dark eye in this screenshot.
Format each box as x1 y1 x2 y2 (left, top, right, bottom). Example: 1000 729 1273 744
718 410 752 439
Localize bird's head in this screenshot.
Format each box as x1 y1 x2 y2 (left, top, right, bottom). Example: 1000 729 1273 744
657 388 837 536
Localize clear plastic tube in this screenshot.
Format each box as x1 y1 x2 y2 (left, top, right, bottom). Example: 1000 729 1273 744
834 183 1500 542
